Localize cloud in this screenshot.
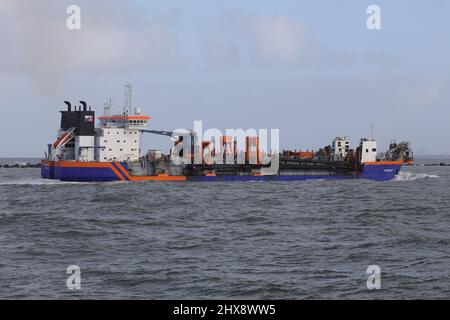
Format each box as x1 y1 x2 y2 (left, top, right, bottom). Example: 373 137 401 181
0 0 188 94
247 14 357 68
362 51 401 68
200 11 356 69
248 15 305 65
201 34 240 68
394 79 444 111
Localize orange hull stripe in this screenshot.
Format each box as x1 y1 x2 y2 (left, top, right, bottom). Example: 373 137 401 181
110 167 126 181
364 161 404 165
115 162 131 179
41 160 55 167
109 163 127 181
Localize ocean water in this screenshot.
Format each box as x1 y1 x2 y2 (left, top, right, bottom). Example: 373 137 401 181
0 164 449 299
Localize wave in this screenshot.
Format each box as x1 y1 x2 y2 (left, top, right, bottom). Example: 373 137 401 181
394 171 439 181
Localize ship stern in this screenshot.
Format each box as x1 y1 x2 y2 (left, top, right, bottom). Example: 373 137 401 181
41 160 55 179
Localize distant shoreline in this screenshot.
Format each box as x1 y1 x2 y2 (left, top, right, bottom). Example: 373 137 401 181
1 162 41 168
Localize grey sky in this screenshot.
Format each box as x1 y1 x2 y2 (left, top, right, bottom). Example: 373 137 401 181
0 0 449 157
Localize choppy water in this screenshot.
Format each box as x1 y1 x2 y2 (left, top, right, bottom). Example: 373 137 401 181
0 165 450 299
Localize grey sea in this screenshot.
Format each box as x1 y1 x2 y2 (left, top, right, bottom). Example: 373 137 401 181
1 158 450 299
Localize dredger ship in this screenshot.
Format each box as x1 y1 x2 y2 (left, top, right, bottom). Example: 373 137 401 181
41 86 413 182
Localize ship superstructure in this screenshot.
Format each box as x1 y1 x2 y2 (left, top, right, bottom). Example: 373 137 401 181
42 86 413 182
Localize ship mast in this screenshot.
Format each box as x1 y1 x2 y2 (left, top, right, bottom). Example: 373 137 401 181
123 83 132 115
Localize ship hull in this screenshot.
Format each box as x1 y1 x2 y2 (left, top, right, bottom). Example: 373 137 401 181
187 175 355 182
41 160 403 182
361 162 402 181
42 160 130 182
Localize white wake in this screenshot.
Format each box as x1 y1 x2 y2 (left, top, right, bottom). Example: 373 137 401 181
394 171 439 181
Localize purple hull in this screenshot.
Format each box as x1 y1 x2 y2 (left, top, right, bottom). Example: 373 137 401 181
42 161 403 182
362 163 402 181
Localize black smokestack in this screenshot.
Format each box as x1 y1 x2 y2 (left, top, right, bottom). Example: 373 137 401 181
80 101 87 112
64 101 71 112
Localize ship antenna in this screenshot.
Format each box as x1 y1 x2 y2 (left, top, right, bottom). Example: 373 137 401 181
124 83 132 116
104 98 112 116
371 123 374 140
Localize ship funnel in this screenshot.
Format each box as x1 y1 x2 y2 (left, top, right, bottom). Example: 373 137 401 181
64 101 71 112
80 101 87 111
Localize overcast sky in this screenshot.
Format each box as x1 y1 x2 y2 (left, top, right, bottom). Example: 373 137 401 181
1 0 449 157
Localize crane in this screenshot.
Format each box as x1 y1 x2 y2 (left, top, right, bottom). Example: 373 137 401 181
140 129 197 159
